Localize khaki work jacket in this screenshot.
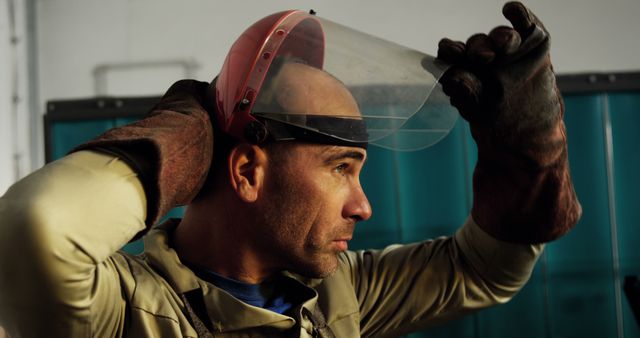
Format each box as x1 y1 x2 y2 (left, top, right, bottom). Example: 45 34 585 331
0 151 543 337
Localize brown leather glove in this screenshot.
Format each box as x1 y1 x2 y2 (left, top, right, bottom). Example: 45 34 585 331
72 80 214 226
437 2 581 244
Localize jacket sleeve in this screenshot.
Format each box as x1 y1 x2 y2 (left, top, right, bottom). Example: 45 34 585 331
0 151 146 337
341 217 543 338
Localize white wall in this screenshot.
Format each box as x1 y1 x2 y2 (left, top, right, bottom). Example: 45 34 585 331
0 0 13 194
36 0 640 101
3 0 640 186
0 0 31 195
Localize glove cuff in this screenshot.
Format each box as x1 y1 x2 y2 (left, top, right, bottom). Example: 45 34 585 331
471 119 582 244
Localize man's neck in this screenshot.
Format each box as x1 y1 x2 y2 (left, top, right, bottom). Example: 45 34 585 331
172 198 276 284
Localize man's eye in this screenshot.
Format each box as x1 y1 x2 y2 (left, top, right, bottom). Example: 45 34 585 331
334 163 348 174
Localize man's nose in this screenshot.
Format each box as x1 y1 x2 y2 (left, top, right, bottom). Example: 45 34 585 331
344 184 372 222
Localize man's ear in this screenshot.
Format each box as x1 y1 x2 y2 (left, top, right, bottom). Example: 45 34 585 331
228 144 267 202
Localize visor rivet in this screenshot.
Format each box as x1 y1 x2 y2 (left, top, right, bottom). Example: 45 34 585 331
239 98 251 110
276 29 285 36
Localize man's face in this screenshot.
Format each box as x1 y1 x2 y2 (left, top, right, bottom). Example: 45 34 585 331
252 62 372 278
257 143 372 278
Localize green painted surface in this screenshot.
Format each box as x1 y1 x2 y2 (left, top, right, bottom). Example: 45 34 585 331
547 94 618 338
609 92 640 338
353 145 402 249
50 120 116 159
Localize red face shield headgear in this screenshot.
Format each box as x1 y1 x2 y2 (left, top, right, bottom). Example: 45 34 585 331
212 10 458 151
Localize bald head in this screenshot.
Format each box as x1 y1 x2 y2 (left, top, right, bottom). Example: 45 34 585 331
257 61 361 119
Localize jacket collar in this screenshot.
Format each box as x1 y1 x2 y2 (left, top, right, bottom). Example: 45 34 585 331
143 219 321 332
143 219 199 293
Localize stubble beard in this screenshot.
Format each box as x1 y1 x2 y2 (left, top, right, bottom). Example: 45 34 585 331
258 169 341 279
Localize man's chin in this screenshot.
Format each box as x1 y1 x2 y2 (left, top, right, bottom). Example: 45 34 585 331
312 266 338 279
293 255 339 279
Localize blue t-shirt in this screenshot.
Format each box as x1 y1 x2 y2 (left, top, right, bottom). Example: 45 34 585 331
186 263 303 315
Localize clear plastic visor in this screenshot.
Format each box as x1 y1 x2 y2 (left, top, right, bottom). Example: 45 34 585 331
252 14 458 151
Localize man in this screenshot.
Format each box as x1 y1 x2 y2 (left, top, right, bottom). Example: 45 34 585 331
0 2 580 337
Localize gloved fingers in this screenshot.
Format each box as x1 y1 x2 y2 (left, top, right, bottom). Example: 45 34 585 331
489 26 521 55
439 67 483 122
466 34 496 65
153 80 211 115
164 79 209 101
498 2 549 64
502 1 536 39
437 38 466 64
